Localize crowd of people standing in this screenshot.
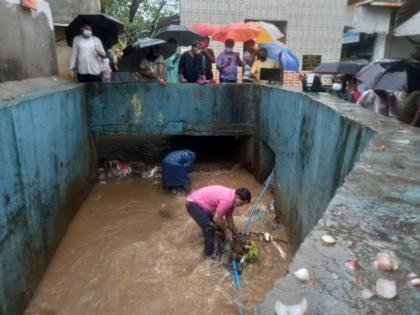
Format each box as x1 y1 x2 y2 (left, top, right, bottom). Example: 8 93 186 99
69 23 283 86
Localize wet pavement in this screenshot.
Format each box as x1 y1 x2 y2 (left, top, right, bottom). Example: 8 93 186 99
26 167 291 315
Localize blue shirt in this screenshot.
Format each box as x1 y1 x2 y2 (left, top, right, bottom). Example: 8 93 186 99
216 50 240 81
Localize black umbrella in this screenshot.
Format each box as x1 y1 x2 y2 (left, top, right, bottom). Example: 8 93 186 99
123 37 167 56
356 59 420 93
314 60 368 75
153 24 201 46
66 14 124 50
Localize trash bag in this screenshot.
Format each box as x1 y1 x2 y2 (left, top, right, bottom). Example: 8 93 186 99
162 150 195 188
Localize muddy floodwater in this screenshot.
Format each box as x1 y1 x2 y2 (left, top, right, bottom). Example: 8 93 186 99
26 167 291 315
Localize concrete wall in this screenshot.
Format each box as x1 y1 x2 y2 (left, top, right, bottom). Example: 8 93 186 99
0 0 57 82
50 0 100 25
256 87 374 244
256 91 420 315
87 82 256 136
0 80 95 315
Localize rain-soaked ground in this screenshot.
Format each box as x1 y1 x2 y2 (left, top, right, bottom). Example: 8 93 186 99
26 165 291 315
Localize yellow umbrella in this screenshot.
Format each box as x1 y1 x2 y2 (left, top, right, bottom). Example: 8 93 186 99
246 21 285 43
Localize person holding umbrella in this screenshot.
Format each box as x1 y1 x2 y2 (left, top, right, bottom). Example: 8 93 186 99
139 45 167 86
179 42 203 83
164 38 181 84
216 39 243 83
68 23 107 83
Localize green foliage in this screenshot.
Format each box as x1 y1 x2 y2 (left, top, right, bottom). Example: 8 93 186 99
103 0 178 40
244 241 259 263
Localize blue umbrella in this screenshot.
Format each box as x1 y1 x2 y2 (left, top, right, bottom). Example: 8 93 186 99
259 41 300 71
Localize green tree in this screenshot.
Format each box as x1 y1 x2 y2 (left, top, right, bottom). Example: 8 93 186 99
103 0 178 39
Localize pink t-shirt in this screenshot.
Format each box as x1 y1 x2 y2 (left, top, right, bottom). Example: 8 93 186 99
187 185 236 217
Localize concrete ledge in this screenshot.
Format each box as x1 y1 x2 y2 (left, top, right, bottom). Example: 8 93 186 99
255 90 420 315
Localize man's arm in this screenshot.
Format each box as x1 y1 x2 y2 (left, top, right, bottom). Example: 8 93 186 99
205 49 216 63
250 61 259 80
213 200 235 240
68 38 78 80
178 54 188 83
95 37 106 58
69 38 78 70
216 54 229 70
225 211 235 232
235 52 243 67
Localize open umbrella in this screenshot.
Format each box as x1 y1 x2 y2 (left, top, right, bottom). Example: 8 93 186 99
154 25 202 46
122 37 167 56
246 21 284 43
66 14 124 50
356 59 420 93
258 41 300 71
190 23 222 36
314 60 368 75
212 23 260 42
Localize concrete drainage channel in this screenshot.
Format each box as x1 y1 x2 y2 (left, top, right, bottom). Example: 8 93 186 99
0 78 419 314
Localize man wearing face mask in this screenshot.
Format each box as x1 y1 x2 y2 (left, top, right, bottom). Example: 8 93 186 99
330 74 352 101
69 23 106 83
216 39 243 83
179 42 203 83
250 48 280 84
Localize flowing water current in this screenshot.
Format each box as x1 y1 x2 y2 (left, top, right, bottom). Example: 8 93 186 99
26 167 291 315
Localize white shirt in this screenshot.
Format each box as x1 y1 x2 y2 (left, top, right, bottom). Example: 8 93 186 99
69 35 105 75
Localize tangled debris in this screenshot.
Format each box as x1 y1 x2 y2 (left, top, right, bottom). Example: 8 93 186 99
209 224 288 273
97 160 162 181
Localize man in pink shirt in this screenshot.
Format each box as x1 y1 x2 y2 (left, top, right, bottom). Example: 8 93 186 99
186 185 251 258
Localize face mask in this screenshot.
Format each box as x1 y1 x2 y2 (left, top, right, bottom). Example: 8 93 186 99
332 83 342 92
83 30 92 38
193 47 201 54
225 48 233 53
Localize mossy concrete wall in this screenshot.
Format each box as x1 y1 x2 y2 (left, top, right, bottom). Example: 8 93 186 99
256 87 374 245
0 80 95 315
256 91 420 315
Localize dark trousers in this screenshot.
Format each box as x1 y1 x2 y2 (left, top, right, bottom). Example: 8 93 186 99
220 79 237 83
77 73 102 83
186 202 214 257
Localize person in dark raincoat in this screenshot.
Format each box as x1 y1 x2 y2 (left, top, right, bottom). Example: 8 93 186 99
162 150 196 192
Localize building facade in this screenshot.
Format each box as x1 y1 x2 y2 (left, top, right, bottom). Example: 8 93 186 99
180 0 348 85
345 0 420 61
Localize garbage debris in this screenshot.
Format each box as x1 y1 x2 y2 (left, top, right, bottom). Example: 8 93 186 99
374 251 399 271
361 287 376 300
345 260 358 271
293 268 310 281
408 272 418 278
376 279 397 299
410 278 420 287
97 160 162 182
321 235 336 245
142 166 161 178
274 298 308 315
98 160 133 179
272 241 287 259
